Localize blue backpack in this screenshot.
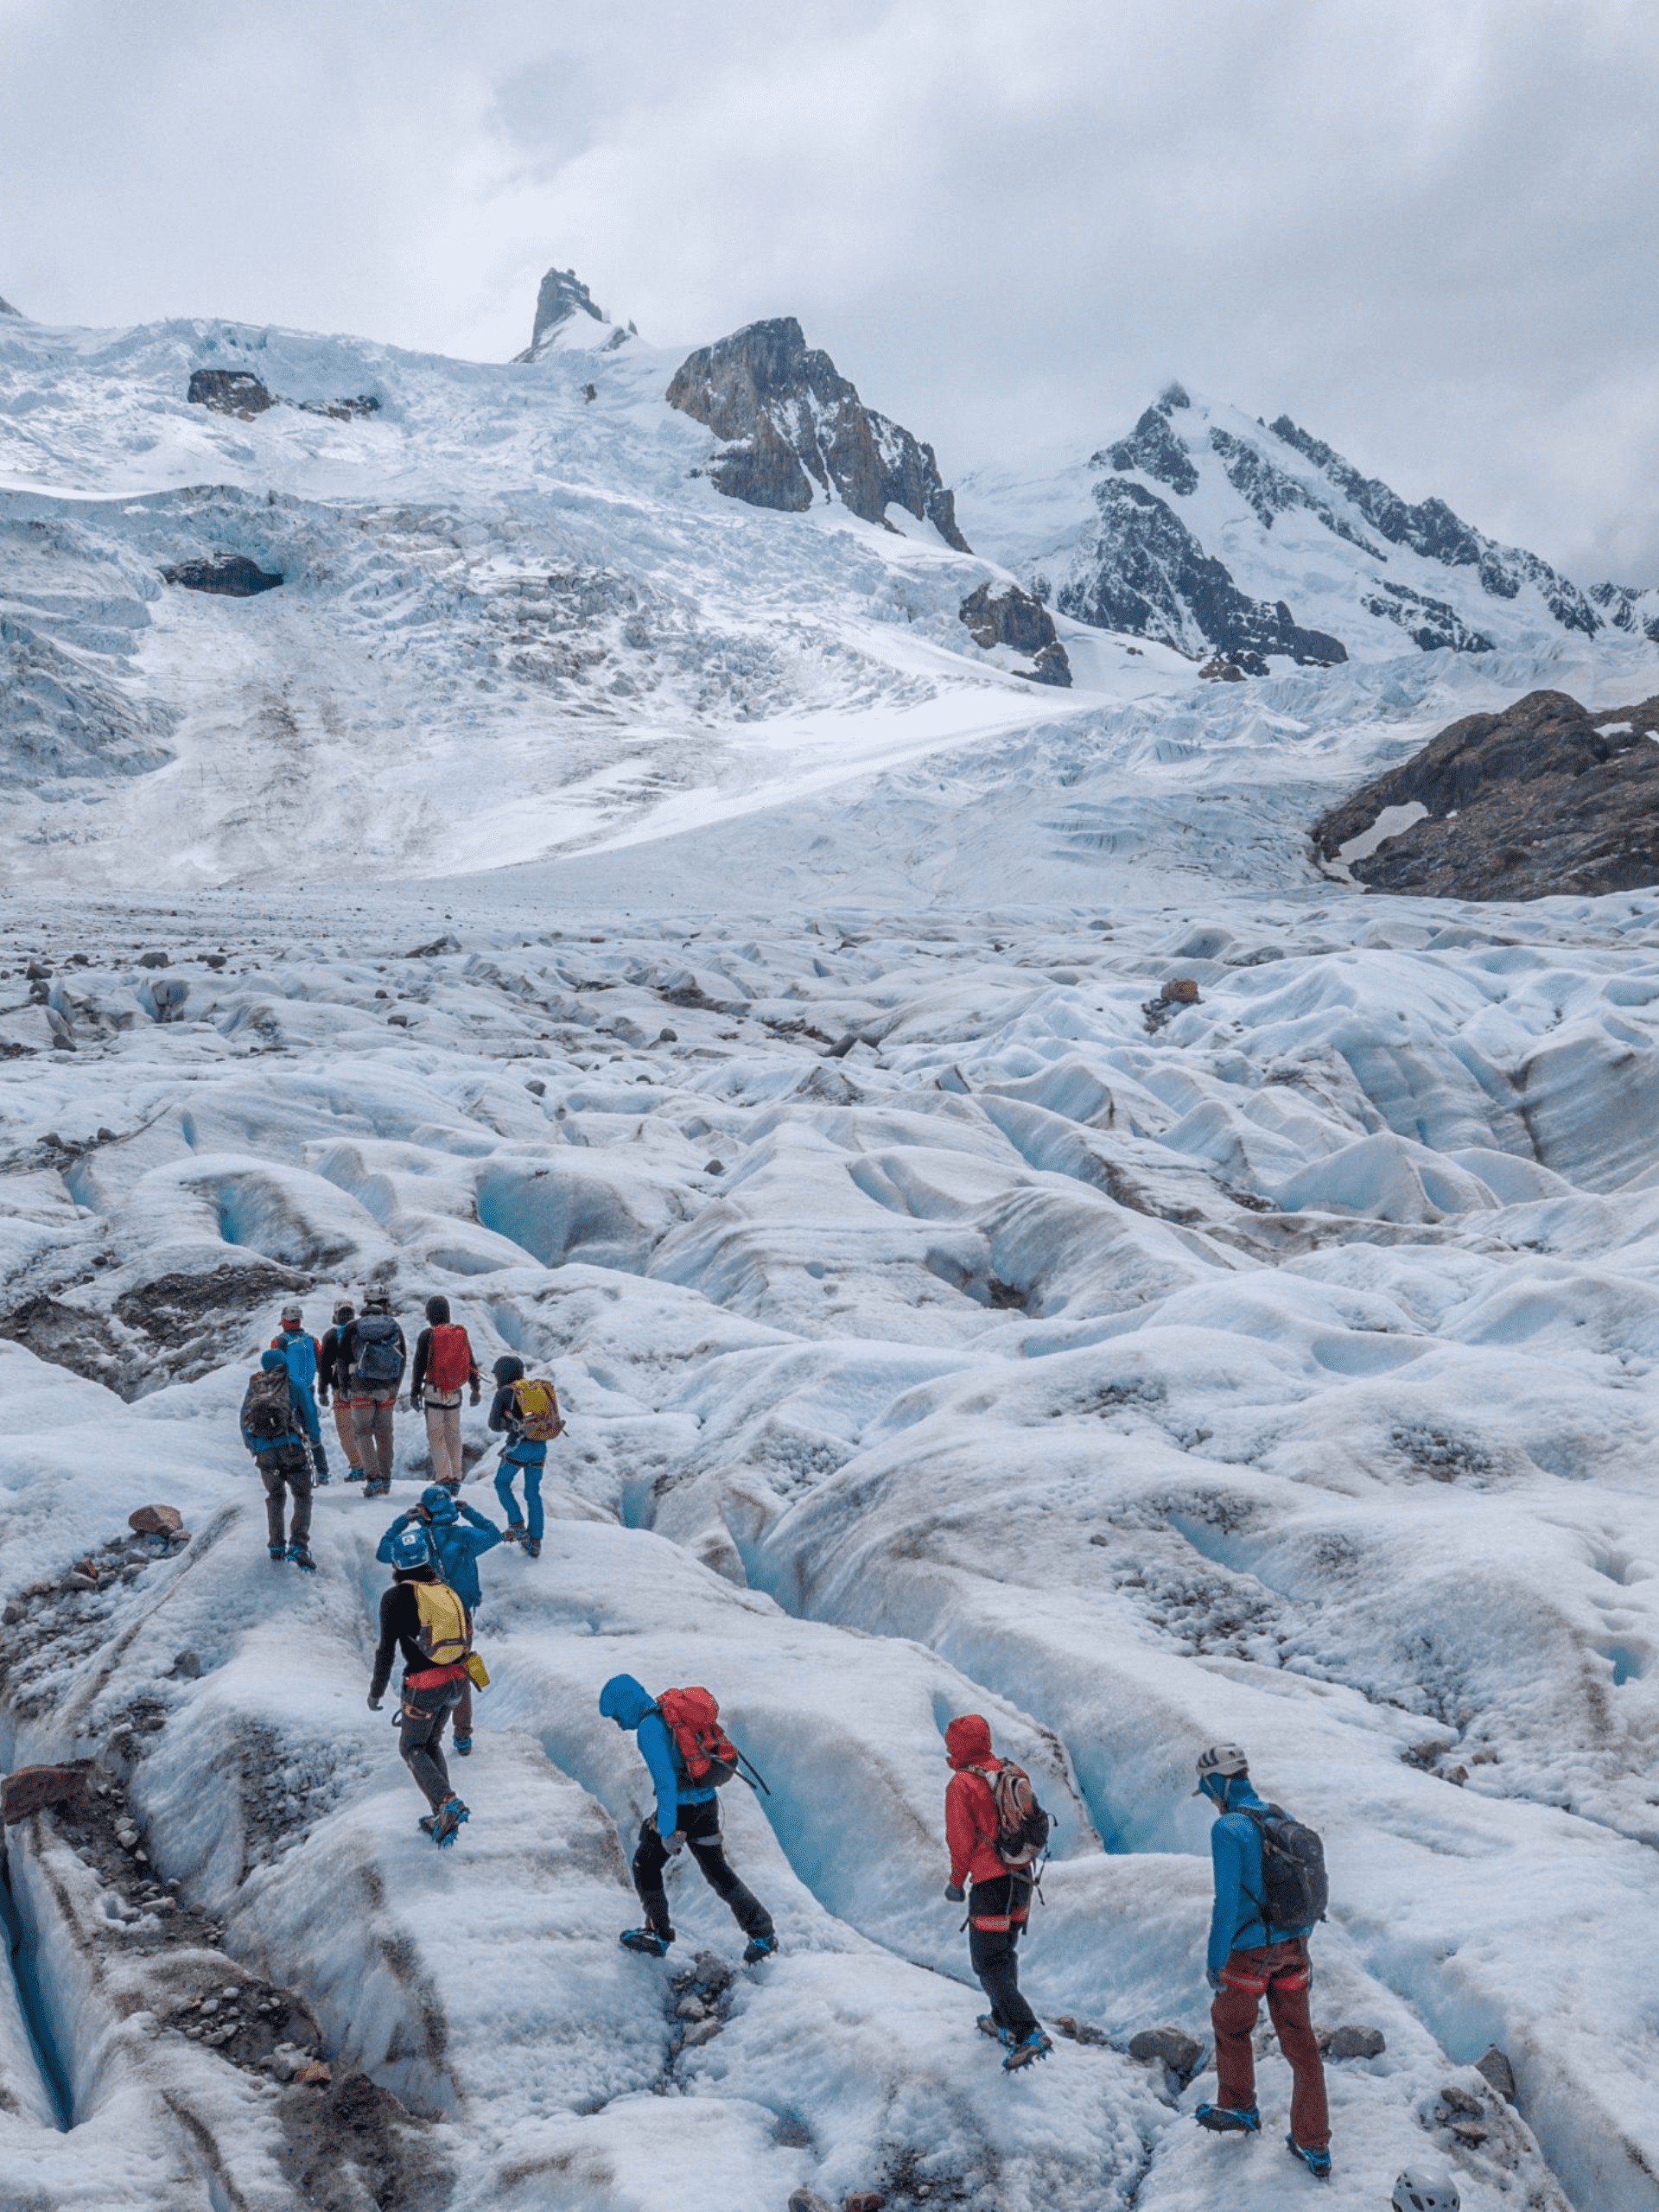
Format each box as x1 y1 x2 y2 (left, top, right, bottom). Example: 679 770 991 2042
276 1332 318 1391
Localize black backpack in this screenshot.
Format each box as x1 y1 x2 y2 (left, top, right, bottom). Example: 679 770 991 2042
241 1367 294 1442
353 1314 404 1387
1243 1805 1328 1934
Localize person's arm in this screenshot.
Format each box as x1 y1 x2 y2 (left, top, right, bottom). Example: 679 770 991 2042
374 1513 415 1567
458 1511 503 1555
368 1586 401 1704
465 1335 480 1398
486 1384 516 1437
1208 1819 1246 1979
337 1322 358 1388
239 1421 261 1459
410 1329 431 1400
318 1330 336 1401
636 1710 683 1837
296 1389 321 1445
944 1772 978 1891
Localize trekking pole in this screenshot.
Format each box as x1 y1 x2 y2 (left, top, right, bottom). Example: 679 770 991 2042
734 1748 772 1797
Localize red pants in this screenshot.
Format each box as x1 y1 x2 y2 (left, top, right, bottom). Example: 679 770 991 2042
1211 1939 1329 2148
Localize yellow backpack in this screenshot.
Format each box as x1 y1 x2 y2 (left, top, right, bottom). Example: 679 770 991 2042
414 1581 472 1667
512 1377 563 1441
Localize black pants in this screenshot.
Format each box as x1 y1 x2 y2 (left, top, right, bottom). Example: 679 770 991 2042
632 1797 773 1943
259 1443 312 1549
399 1677 461 1811
968 1874 1038 2037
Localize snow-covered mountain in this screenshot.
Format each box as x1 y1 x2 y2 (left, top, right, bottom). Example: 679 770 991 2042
958 384 1651 674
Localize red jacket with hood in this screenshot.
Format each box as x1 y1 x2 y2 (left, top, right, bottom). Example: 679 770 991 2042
944 1713 1008 1890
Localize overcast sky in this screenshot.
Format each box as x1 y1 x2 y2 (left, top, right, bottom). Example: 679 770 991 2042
3 0 1656 577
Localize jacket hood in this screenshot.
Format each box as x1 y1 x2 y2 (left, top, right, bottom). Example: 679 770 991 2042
1216 1777 1268 1814
599 1674 656 1729
259 1348 287 1372
944 1713 995 1768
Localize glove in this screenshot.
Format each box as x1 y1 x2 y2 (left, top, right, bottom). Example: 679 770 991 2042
944 1883 965 1903
367 1694 383 1712
410 1393 423 1413
663 1829 685 1857
1206 1967 1223 1993
469 1387 480 1406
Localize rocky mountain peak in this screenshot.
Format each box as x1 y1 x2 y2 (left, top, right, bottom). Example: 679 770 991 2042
665 316 969 550
516 266 634 362
0 294 22 318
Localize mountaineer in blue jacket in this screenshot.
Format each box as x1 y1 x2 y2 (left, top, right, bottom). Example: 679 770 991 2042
378 1484 501 1756
598 1672 776 1965
1192 1743 1331 2177
238 1348 318 1573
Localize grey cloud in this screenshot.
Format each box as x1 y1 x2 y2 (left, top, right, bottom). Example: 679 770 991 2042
3 0 1656 575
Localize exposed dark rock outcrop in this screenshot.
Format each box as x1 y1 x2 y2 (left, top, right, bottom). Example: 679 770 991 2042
187 369 379 423
0 293 22 317
959 582 1071 685
527 267 604 349
1313 689 1659 899
162 556 284 597
188 369 276 418
1059 478 1346 673
667 317 969 550
1102 389 1198 496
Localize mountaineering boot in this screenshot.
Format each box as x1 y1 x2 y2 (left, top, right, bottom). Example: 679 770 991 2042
365 1475 391 1499
976 2014 1014 2049
742 1935 777 1965
431 1796 469 1848
418 1814 435 1835
313 1470 331 1487
346 1467 365 1483
505 1522 527 1548
287 1544 316 1573
1196 2103 1261 2134
524 1537 542 1560
269 1545 287 1564
1286 2136 1332 2180
620 1927 672 1958
1002 2027 1052 2072
453 1733 473 1757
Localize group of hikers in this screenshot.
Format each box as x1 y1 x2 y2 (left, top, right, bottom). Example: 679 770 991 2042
232 1298 1474 2201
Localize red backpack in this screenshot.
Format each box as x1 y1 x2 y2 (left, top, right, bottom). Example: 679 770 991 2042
655 1687 741 1787
426 1324 472 1393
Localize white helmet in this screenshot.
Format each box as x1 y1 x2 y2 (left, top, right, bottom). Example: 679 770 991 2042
1194 1742 1249 1792
1393 2172 1459 2212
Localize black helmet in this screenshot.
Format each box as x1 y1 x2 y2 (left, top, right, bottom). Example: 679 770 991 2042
493 1354 524 1384
333 1300 355 1325
425 1294 451 1325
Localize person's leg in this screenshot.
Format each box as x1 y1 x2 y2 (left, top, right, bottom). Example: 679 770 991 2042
453 1671 473 1743
1267 1953 1330 2148
522 1457 544 1544
423 1400 451 1484
968 1922 1039 2037
285 1452 313 1548
331 1395 358 1466
683 1801 773 1940
493 1459 523 1530
1211 1956 1267 2113
351 1399 378 1477
630 1818 674 1937
260 1462 287 1548
369 1395 396 1480
439 1402 463 1485
398 1683 460 1809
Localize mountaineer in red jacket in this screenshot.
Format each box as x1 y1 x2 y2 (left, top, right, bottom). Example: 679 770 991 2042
944 1713 1052 2070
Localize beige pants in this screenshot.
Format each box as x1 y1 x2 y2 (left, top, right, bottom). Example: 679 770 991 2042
329 1395 358 1469
351 1392 397 1480
423 1393 464 1486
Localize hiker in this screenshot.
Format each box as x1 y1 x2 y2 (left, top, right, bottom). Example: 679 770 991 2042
598 1673 776 1964
270 1301 329 1484
943 1713 1052 2070
410 1294 480 1491
239 1348 317 1572
486 1353 562 1557
366 1522 472 1847
377 1484 501 1756
319 1299 364 1482
1192 1743 1332 2178
337 1289 407 1498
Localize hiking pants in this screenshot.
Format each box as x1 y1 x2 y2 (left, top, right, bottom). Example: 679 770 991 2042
1212 1938 1329 2147
398 1676 462 1811
632 1798 773 1944
329 1395 359 1469
423 1393 464 1486
968 1873 1038 2038
259 1445 312 1549
352 1391 397 1481
494 1446 545 1541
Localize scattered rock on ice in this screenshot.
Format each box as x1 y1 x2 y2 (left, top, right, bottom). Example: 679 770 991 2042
1475 2044 1517 2101
1 1763 90 1822
162 554 284 597
787 2191 835 2212
1128 2024 1203 2075
129 1504 184 1535
1319 2024 1386 2059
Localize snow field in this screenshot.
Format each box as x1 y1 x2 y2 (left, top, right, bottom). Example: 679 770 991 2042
1 884 1657 2208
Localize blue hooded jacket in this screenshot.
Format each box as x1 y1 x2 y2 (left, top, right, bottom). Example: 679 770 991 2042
1206 1776 1313 1974
375 1503 501 1611
599 1672 717 1836
241 1349 321 1454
